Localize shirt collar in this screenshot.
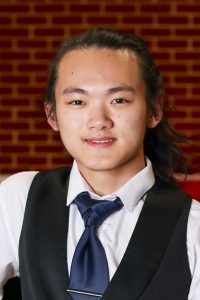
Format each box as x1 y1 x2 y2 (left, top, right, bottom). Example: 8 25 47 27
67 158 155 212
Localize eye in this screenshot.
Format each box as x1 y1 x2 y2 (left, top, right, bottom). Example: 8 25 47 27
69 100 85 105
111 98 128 104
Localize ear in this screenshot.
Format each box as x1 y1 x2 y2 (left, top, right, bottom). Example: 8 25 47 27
147 99 163 129
44 101 59 131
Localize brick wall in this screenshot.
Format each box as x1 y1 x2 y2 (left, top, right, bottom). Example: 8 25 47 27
0 0 200 174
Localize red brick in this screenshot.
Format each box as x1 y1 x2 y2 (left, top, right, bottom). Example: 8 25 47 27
18 64 47 72
1 167 30 174
152 52 170 60
175 99 200 106
0 41 12 48
1 98 30 106
162 76 170 84
87 17 117 24
70 5 100 12
0 5 29 12
193 17 200 24
52 40 63 48
166 88 187 95
34 29 64 36
175 76 200 83
17 17 47 24
177 5 200 12
159 65 187 72
123 17 152 24
35 146 64 152
182 145 200 153
158 41 187 48
18 87 44 94
35 76 47 83
34 5 64 12
1 145 30 153
193 41 200 47
0 134 12 141
18 134 47 141
0 123 29 130
52 157 73 165
158 17 188 24
141 5 170 12
193 88 200 95
192 112 200 118
17 157 47 164
175 123 200 130
0 88 12 94
0 111 12 118
105 5 135 12
35 52 55 60
52 134 61 141
1 168 21 174
176 29 200 36
190 159 200 173
0 29 28 36
176 53 200 60
192 65 200 71
70 28 89 36
52 17 82 24
0 52 29 60
1 76 30 83
34 122 50 129
167 111 187 118
0 65 13 71
189 135 200 141
0 17 11 24
17 111 44 118
18 40 47 48
141 29 170 36
0 157 12 164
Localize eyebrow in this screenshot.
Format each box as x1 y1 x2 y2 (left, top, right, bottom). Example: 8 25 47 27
62 87 88 96
62 84 135 96
107 85 136 95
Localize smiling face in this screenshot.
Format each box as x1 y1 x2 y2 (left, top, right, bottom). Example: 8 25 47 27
46 47 162 184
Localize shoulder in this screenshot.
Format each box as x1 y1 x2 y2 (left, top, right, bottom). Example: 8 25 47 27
1 171 38 193
29 166 72 190
0 171 39 209
0 172 39 242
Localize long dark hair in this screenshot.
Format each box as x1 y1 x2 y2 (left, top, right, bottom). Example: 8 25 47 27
46 27 187 184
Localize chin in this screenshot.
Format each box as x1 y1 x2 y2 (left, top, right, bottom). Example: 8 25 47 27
82 160 123 173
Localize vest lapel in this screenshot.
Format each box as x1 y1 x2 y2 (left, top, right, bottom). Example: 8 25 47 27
103 180 187 300
19 167 72 300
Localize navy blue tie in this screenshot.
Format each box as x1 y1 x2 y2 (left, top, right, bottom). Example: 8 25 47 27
68 191 123 300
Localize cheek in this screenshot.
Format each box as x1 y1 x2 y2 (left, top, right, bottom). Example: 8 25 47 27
122 111 147 129
56 112 84 146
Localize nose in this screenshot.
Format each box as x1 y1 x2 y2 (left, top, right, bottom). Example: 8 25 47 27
86 106 113 131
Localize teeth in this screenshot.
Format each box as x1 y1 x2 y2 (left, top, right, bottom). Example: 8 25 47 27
93 139 113 143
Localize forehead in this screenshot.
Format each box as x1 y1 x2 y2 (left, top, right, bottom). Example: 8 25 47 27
55 47 145 94
58 47 140 75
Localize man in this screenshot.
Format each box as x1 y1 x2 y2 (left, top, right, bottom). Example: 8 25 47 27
0 28 200 299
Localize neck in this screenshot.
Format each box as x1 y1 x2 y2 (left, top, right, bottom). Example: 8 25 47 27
77 160 146 196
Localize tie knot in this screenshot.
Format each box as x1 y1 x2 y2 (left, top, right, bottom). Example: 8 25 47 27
74 192 123 227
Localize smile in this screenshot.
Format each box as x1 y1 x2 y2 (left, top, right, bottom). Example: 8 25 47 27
91 139 113 143
85 138 116 147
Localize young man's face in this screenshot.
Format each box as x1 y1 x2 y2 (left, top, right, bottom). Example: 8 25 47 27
47 47 161 180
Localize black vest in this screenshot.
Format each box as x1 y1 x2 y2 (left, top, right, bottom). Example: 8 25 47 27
19 167 192 300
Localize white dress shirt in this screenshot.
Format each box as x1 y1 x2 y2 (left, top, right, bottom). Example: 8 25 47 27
0 158 200 299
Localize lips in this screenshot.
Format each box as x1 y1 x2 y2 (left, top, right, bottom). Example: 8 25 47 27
84 137 116 147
